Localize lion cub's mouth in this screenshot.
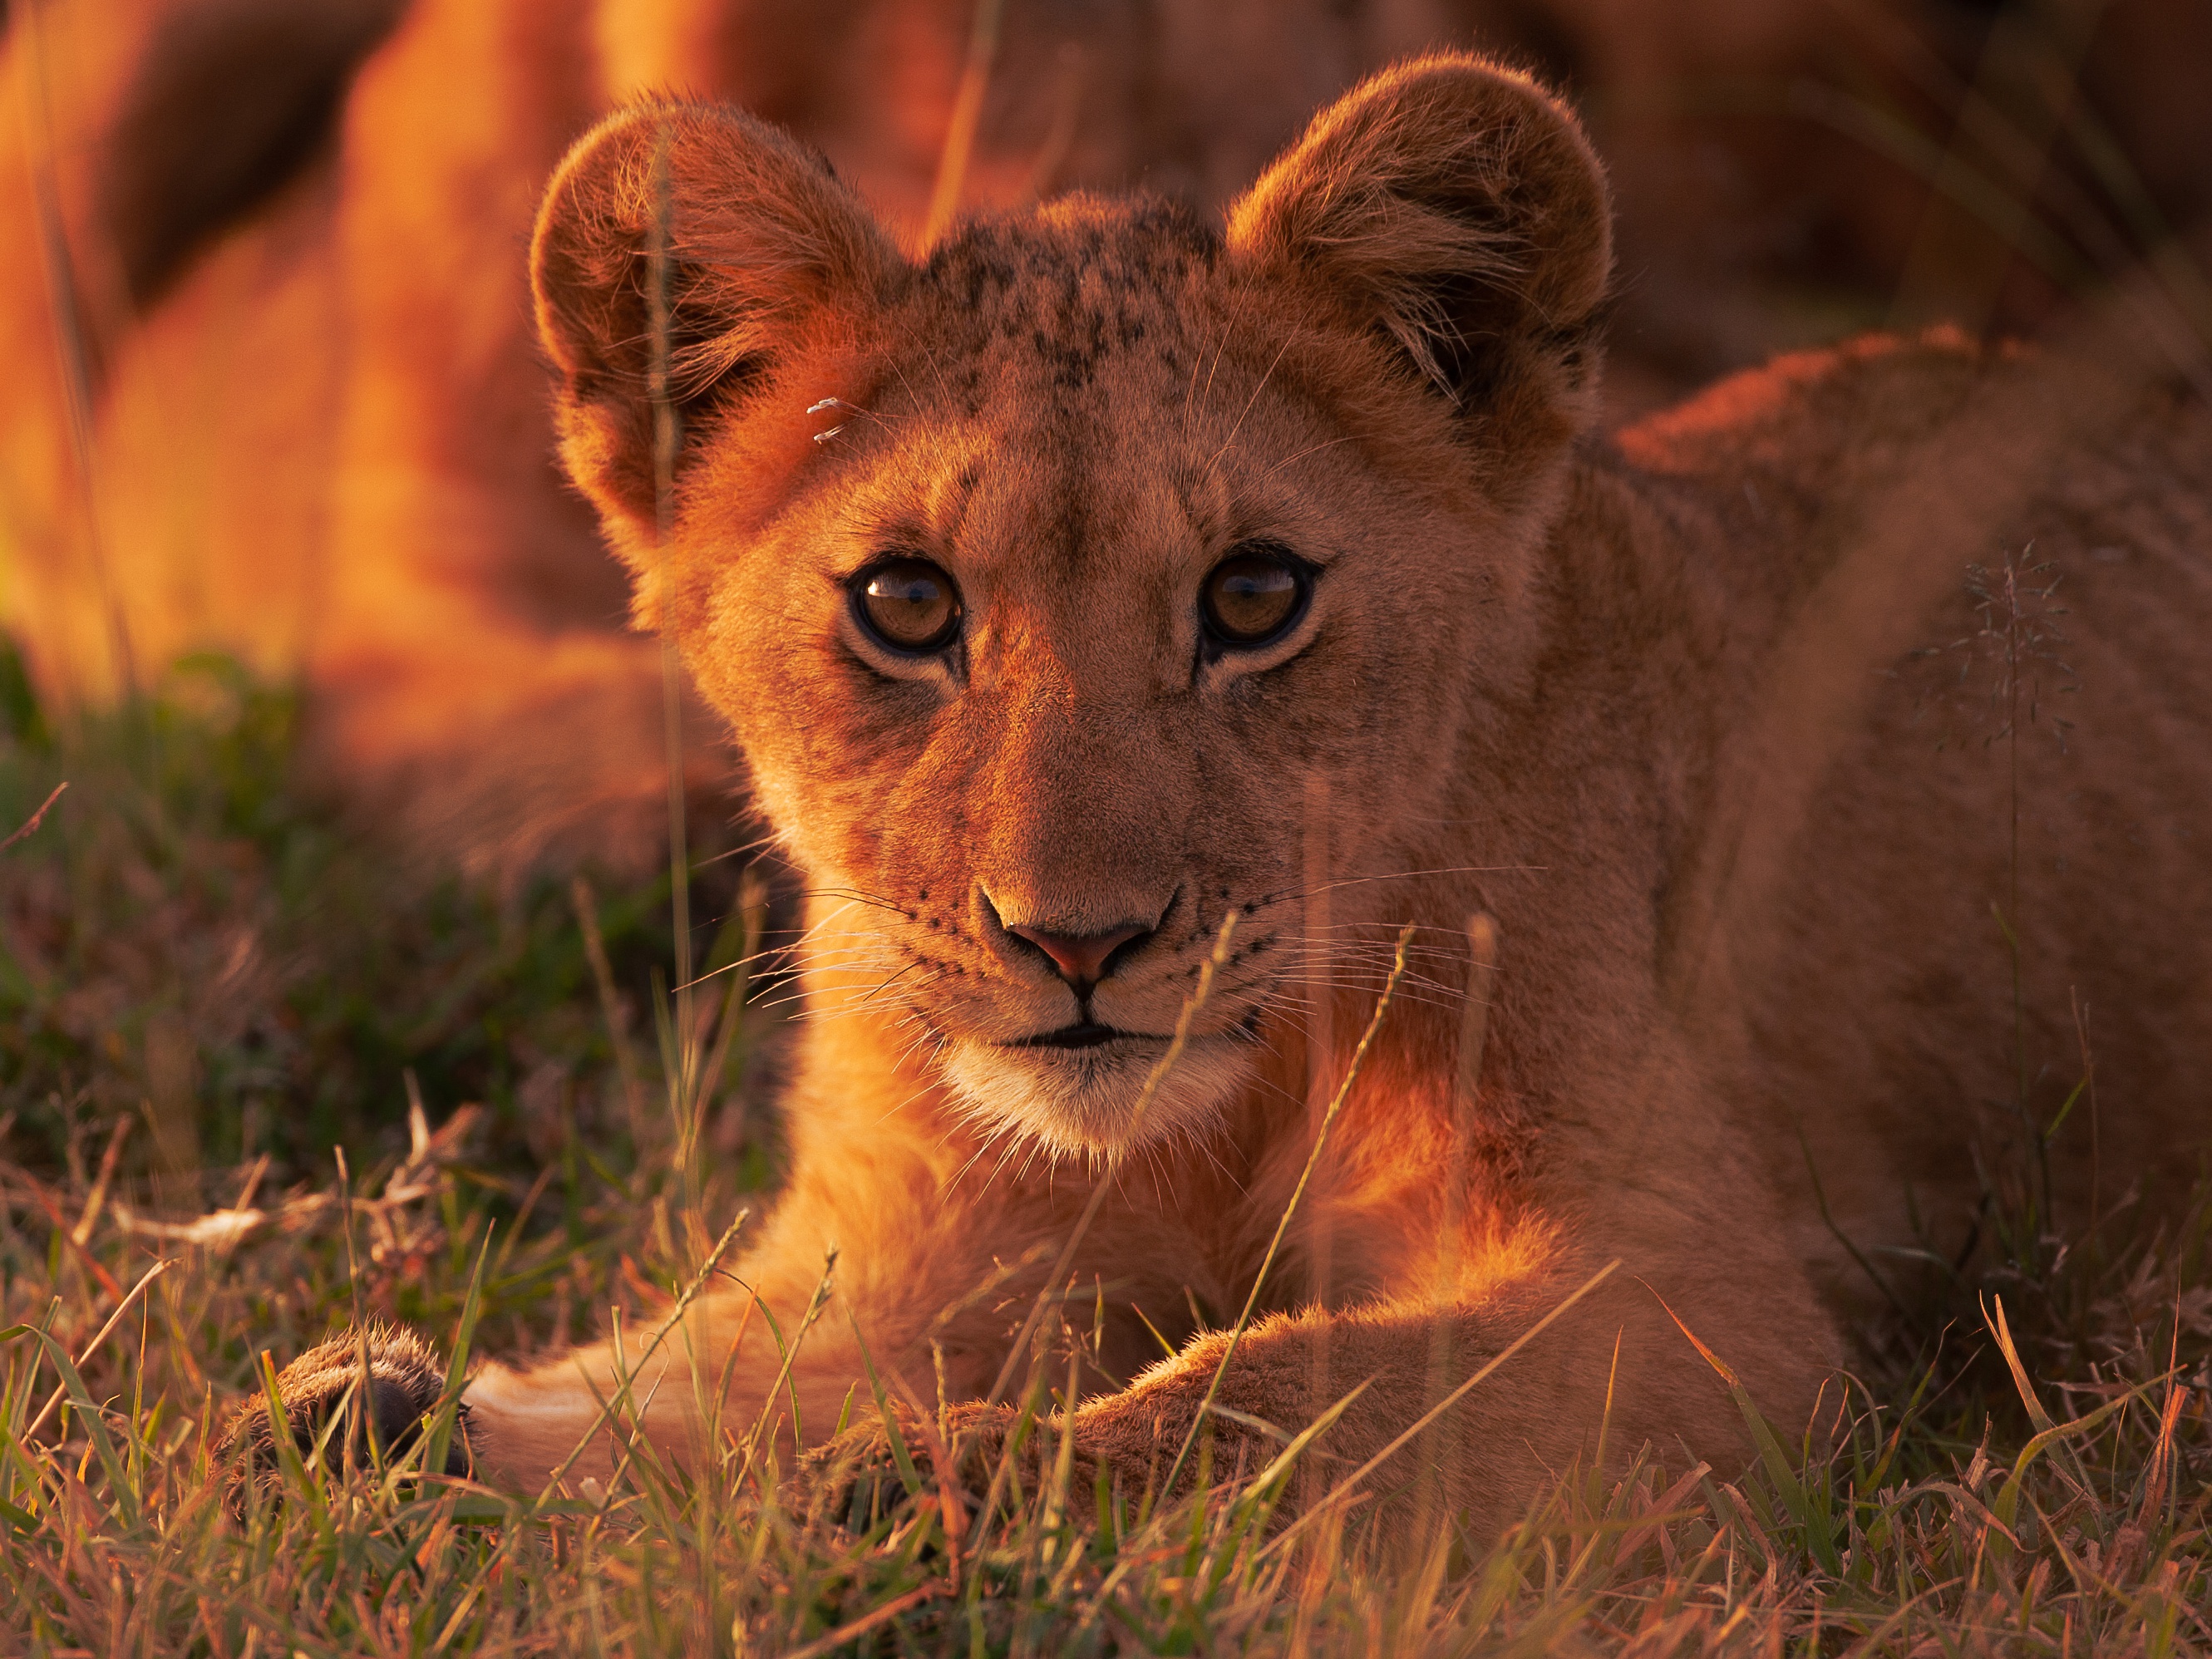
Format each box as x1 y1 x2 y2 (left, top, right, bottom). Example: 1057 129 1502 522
941 1025 1254 1156
1004 1021 1155 1051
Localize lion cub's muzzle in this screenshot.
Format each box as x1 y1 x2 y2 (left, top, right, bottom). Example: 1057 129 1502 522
979 884 1175 1036
929 886 1267 1155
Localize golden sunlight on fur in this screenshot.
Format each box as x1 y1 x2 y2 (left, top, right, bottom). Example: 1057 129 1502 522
224 53 2212 1535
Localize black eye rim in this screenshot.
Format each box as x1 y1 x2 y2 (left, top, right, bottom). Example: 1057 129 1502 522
1199 539 1318 653
847 554 964 657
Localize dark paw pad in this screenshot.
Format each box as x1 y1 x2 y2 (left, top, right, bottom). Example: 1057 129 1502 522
224 1325 471 1503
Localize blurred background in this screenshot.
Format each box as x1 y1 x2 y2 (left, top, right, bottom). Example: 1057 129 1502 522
0 0 2207 1184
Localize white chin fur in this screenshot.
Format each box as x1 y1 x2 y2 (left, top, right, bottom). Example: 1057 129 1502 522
938 1033 1253 1159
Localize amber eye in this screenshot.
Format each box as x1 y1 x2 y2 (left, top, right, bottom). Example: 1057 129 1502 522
851 556 962 654
1200 544 1311 649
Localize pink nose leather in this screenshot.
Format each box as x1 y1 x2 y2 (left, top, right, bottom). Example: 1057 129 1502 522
1006 923 1149 987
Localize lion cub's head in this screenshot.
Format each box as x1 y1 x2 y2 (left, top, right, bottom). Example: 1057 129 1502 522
531 56 1610 1157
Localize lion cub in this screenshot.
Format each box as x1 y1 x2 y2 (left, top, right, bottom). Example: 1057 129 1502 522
233 55 2212 1533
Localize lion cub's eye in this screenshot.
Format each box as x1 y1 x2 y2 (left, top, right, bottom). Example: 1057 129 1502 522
851 557 963 654
1200 544 1311 650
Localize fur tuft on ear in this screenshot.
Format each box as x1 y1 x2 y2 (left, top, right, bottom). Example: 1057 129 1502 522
1226 54 1611 421
530 102 902 551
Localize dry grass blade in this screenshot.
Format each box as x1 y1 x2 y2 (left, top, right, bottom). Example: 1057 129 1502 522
923 0 1007 249
1262 1258 1623 1560
1163 921 1417 1495
20 1256 171 1443
532 1205 752 1501
574 874 651 1144
0 780 66 854
781 1583 943 1659
982 912 1239 1408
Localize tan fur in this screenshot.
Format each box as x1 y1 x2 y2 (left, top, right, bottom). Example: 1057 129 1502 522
235 56 2212 1533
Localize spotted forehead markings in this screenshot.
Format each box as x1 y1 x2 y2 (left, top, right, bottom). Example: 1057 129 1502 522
919 199 1220 402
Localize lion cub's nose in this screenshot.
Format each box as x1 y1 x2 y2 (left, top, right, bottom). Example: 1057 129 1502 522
1005 922 1151 991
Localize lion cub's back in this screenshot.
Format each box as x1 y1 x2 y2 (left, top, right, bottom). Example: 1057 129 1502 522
1642 332 2212 1291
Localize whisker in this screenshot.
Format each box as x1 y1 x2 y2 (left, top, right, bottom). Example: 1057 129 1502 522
977 1133 1030 1200
784 974 956 1025
947 1123 1013 1192
1287 919 1484 935
1205 336 1294 476
1188 276 1256 439
1272 986 1468 1018
692 824 785 868
758 962 933 1019
1254 432 1359 484
795 885 914 917
1250 864 1544 910
872 1071 947 1133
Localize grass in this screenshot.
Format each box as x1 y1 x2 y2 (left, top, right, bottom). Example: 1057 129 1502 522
0 644 768 1186
0 649 2206 1656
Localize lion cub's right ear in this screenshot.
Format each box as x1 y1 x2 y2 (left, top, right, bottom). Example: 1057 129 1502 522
531 104 903 566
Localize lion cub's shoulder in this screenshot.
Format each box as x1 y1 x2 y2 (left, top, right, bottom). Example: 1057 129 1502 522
1612 327 2008 483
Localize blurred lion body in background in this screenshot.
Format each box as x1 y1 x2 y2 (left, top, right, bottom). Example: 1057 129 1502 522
2 0 2207 870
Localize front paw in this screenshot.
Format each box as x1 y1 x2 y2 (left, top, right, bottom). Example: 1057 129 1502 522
804 1401 1045 1529
224 1324 472 1505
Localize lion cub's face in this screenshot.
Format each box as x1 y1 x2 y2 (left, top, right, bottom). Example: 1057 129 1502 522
709 207 1505 1156
535 59 1612 1155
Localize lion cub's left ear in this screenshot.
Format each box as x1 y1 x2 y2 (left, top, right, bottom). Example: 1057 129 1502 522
1227 55 1611 441
531 103 903 565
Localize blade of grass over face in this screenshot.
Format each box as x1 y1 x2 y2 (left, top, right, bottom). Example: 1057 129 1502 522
982 912 1239 1410
1161 922 1416 1496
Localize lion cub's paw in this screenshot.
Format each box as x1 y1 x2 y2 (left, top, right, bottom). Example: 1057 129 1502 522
802 1401 1001 1529
805 1401 1111 1531
223 1325 471 1504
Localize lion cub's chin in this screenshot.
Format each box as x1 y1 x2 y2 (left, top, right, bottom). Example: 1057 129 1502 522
938 1033 1254 1159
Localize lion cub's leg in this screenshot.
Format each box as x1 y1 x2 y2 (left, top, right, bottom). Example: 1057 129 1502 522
1042 1253 1836 1537
457 1232 879 1494
229 1137 1007 1498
